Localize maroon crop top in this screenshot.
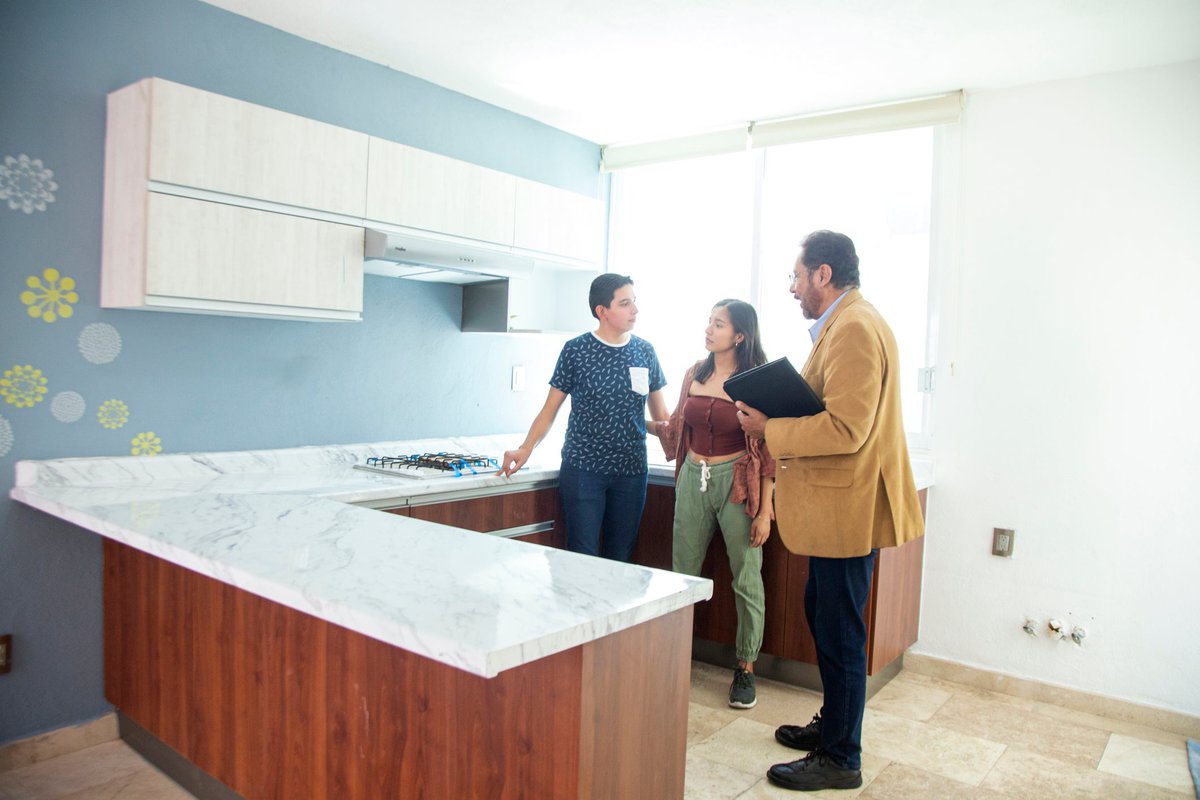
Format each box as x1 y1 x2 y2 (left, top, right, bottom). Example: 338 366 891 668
682 395 745 457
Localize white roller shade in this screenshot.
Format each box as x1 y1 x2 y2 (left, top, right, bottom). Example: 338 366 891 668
601 91 964 171
600 127 749 172
750 92 963 149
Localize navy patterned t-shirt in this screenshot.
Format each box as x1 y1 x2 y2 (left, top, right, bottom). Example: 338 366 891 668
550 333 667 475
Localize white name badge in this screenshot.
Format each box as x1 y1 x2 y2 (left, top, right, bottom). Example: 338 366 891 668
629 366 650 395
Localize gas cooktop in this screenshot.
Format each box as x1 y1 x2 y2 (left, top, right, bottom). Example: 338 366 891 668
354 452 500 479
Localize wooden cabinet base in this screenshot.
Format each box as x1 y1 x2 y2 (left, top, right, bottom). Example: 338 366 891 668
104 540 691 800
634 483 928 681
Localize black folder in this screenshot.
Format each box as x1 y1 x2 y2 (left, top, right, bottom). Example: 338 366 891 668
723 357 824 419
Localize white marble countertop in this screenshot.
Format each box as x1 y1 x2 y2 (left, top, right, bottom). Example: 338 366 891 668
10 434 714 679
10 434 933 679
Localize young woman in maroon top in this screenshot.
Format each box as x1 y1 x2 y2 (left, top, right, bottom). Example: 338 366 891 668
649 299 775 709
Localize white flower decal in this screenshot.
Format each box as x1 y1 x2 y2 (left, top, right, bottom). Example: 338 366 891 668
51 391 86 423
0 415 13 457
78 323 122 364
0 154 58 214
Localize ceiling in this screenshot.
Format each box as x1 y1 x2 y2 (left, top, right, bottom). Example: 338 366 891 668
201 0 1200 145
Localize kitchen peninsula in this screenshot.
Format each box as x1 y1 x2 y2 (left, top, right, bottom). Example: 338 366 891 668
11 435 711 800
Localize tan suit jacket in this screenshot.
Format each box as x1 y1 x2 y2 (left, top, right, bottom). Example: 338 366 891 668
765 290 924 558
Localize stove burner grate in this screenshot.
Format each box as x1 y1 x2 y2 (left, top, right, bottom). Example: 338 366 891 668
363 452 499 477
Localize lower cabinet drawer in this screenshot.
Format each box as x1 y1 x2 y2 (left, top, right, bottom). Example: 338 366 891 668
406 487 564 548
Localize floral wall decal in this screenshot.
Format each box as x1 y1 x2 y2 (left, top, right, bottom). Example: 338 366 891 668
21 267 78 322
78 322 122 364
0 154 58 214
1 364 48 408
130 431 162 456
50 391 86 423
97 398 129 429
0 415 13 458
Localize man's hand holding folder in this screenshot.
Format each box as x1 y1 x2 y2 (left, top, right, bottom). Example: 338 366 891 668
734 400 769 439
724 357 824 440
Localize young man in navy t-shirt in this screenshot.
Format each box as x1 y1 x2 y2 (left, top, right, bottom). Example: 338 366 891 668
498 274 668 561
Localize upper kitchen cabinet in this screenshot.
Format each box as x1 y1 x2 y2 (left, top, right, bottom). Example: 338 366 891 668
101 78 366 321
366 138 603 271
365 138 516 245
147 79 369 217
140 194 363 315
462 267 598 334
100 77 604 325
513 177 604 266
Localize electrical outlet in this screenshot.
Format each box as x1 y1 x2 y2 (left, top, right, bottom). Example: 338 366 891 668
0 634 11 674
992 528 1014 557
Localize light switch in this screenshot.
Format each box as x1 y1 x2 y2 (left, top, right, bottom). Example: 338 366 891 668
511 365 525 392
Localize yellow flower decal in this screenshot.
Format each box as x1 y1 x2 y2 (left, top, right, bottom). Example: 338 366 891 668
1 364 48 408
97 399 129 429
131 431 162 456
20 267 78 323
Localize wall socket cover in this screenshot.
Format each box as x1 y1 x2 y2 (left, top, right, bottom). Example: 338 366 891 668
992 528 1015 557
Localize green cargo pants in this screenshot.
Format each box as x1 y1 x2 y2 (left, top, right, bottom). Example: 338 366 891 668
672 456 765 663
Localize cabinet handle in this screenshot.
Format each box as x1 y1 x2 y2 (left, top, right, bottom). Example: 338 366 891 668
489 520 555 539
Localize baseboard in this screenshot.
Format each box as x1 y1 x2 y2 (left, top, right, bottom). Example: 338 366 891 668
118 712 244 800
0 712 118 772
904 652 1200 738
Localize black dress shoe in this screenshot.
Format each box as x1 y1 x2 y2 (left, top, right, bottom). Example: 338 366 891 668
775 713 822 750
767 750 863 791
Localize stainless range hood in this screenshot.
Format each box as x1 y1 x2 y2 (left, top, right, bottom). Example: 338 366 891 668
363 228 534 284
362 226 600 334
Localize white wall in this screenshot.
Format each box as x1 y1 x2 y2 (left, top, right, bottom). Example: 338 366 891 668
915 59 1200 716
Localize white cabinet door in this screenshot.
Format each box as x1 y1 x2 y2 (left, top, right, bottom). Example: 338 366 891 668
102 78 366 321
366 138 516 245
513 178 603 264
143 193 363 317
147 79 369 217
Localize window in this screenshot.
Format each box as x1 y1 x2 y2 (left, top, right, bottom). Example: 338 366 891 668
606 150 756 384
608 126 940 446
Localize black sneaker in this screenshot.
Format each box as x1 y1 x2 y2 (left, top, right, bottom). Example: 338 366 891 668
767 750 862 791
728 667 756 708
775 713 822 750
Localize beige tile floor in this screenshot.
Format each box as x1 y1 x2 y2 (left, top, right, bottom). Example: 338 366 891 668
2 662 1194 799
687 662 1196 799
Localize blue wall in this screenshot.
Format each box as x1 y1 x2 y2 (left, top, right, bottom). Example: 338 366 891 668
0 0 600 742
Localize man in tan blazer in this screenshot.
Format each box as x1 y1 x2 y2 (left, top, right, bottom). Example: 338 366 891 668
738 230 924 792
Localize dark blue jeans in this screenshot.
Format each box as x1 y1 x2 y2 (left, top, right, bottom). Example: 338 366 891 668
805 550 878 770
558 463 647 562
